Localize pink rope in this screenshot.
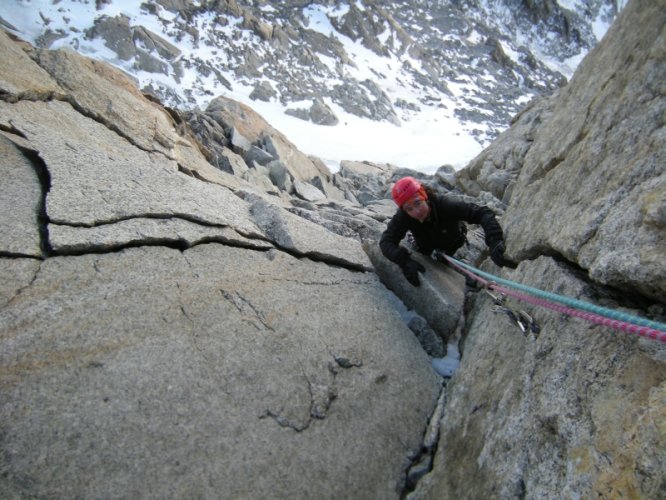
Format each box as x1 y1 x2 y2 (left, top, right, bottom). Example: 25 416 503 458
492 283 666 342
445 257 666 343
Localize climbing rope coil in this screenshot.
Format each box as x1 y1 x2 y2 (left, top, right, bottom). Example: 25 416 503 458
442 255 666 343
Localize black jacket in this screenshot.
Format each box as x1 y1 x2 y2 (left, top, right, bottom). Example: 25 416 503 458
379 192 504 266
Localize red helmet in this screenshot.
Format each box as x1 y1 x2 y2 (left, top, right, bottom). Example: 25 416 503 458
391 176 427 207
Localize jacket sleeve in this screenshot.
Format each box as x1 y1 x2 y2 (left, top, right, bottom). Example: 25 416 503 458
442 198 504 248
478 207 504 248
379 211 412 266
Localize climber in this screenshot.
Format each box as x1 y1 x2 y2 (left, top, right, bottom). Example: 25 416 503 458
380 176 507 286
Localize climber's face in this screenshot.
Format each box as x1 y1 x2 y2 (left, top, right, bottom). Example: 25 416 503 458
402 193 430 222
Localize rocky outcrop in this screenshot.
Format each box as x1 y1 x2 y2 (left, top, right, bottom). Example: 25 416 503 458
502 0 666 304
459 0 665 304
1 0 664 497
286 98 339 126
87 14 182 77
411 1 666 498
0 29 442 498
412 257 665 499
198 95 333 194
454 95 557 203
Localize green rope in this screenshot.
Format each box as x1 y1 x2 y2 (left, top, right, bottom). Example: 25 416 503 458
448 257 666 332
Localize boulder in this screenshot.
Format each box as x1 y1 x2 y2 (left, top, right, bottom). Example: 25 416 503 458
455 95 555 201
433 165 457 190
244 144 275 166
309 174 347 202
248 197 371 271
364 199 400 220
134 47 170 74
267 159 293 192
336 160 395 206
87 14 136 60
262 133 328 182
230 126 252 155
310 98 339 125
0 245 441 499
214 147 250 177
287 203 387 242
179 109 230 158
242 167 279 195
206 95 328 183
340 160 395 178
293 179 326 202
133 26 182 61
249 80 277 101
285 106 311 121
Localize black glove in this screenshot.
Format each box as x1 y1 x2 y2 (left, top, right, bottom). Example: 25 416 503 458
490 241 507 267
402 259 426 286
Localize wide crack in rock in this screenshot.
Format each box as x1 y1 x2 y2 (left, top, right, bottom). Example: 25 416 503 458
402 382 448 498
48 216 272 255
0 127 51 258
47 215 372 273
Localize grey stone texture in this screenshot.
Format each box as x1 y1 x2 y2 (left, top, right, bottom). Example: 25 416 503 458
500 0 666 303
365 242 465 344
205 95 328 183
0 29 63 98
0 99 262 235
49 218 272 255
410 1 666 498
1 245 440 499
0 27 441 499
2 1 665 496
0 134 42 257
411 256 666 499
248 197 371 270
293 179 327 202
0 258 40 308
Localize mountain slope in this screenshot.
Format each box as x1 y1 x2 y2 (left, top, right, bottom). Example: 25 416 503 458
0 0 621 170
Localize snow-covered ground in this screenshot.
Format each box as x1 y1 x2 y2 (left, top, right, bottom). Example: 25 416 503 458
0 1 616 173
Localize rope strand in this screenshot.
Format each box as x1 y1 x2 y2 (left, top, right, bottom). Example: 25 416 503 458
444 255 666 343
